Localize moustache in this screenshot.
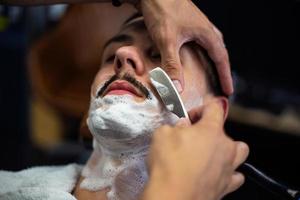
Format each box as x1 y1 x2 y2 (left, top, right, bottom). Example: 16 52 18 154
96 73 151 99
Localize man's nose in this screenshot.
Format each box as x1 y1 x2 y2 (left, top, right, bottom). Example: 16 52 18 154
114 46 145 76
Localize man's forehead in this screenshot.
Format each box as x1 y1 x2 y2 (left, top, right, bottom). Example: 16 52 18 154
103 14 147 51
122 12 143 28
120 15 146 34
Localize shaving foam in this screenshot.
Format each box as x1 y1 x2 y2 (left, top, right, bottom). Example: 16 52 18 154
82 88 178 200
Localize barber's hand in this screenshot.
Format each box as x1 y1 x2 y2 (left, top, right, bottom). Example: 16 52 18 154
138 0 232 95
141 101 249 200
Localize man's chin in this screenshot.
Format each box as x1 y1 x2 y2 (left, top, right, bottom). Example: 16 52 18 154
103 93 145 103
93 130 151 155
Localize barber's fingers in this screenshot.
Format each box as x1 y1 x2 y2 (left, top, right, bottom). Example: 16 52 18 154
221 142 249 197
161 46 184 93
155 31 185 93
212 25 224 42
194 26 233 95
214 52 233 96
223 172 246 197
233 142 250 169
195 101 224 129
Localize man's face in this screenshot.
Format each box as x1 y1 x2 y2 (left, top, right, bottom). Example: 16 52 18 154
91 15 211 111
87 15 218 154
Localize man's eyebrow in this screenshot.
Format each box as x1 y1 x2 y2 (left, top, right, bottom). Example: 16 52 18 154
103 34 133 51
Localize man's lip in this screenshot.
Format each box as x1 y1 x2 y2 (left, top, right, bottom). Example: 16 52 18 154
103 81 143 97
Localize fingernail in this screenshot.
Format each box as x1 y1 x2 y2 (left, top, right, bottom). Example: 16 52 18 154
172 80 183 93
238 142 249 152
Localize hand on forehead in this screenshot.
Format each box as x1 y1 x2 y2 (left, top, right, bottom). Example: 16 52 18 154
93 13 215 111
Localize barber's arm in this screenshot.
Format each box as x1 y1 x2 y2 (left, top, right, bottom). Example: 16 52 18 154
141 101 249 200
1 0 110 5
0 0 137 5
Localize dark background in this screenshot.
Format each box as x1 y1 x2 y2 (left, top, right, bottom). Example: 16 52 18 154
0 1 300 200
197 0 300 199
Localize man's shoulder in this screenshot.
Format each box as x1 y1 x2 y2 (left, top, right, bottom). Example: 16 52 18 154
0 163 83 200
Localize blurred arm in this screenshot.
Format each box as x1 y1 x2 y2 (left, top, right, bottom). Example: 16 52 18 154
1 0 110 5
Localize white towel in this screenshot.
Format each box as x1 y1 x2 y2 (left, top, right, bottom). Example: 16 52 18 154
0 164 82 200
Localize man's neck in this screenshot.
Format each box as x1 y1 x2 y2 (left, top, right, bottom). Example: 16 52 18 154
79 141 149 200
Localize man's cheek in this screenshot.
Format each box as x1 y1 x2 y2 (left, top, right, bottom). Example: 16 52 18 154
181 90 204 111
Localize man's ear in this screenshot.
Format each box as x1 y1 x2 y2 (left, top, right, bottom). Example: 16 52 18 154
215 96 229 122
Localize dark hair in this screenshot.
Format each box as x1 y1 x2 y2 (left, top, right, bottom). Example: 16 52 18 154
189 42 226 97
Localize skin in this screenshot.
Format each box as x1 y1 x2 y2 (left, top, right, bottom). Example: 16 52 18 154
143 102 249 200
91 17 214 110
73 16 248 200
3 0 233 95
141 0 232 94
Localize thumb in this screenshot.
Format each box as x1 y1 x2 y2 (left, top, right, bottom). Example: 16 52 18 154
196 100 224 128
159 41 184 93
